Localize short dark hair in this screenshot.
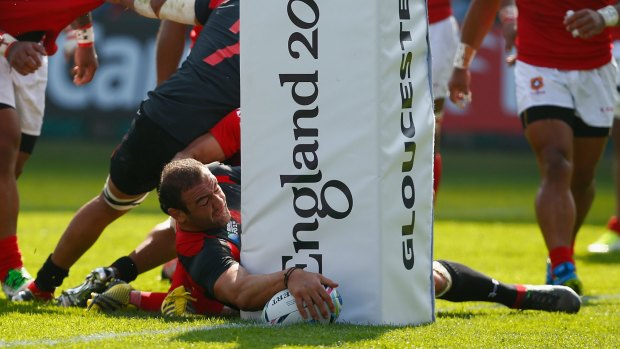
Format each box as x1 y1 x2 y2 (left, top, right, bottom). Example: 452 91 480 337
158 158 207 215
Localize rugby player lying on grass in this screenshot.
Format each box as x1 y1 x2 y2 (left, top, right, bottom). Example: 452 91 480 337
85 159 582 318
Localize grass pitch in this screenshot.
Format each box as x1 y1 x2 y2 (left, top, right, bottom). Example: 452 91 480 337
1 140 619 348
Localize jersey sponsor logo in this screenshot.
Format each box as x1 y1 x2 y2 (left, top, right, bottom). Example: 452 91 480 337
530 76 544 94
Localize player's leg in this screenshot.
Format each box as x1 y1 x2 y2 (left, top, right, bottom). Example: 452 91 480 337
0 105 26 299
433 260 581 313
433 99 444 205
523 115 583 293
571 135 608 240
589 118 620 253
0 55 48 298
428 16 459 205
16 109 185 301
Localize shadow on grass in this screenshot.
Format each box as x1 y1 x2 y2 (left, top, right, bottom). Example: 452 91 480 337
169 322 431 348
578 252 620 264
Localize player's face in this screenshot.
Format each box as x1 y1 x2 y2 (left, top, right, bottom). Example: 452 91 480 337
181 168 231 230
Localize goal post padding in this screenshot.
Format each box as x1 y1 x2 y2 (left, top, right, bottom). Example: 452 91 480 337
240 0 435 325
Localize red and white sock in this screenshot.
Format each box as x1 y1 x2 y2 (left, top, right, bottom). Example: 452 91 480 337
0 235 23 281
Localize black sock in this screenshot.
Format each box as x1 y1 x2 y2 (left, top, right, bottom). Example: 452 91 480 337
110 256 138 282
436 260 518 308
34 254 69 292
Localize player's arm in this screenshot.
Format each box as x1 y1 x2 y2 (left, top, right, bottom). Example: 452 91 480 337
70 13 98 85
156 20 189 85
213 262 339 321
106 0 198 25
173 109 240 163
447 0 501 107
564 3 620 39
0 28 47 75
498 0 517 54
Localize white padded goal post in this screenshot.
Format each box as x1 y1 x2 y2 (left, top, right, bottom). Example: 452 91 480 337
240 0 435 325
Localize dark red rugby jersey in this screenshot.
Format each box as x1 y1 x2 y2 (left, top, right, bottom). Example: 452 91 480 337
0 0 103 55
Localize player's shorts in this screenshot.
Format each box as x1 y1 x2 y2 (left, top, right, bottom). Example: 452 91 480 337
428 16 459 100
109 108 186 196
515 60 617 131
0 55 48 138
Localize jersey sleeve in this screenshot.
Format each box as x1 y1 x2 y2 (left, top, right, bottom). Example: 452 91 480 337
210 109 240 159
181 237 238 300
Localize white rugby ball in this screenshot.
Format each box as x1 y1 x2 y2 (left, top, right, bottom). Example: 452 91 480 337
262 287 342 325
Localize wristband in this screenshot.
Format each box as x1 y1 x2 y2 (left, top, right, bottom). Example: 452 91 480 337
283 266 303 289
0 32 17 58
453 42 477 70
74 25 95 47
499 5 518 25
598 5 619 27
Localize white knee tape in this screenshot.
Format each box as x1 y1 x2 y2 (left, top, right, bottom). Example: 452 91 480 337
159 0 196 25
102 178 149 211
133 0 158 19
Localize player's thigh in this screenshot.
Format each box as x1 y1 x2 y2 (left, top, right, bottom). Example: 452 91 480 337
109 111 186 196
523 116 574 174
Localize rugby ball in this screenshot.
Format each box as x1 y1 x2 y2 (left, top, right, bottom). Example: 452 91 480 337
262 287 342 325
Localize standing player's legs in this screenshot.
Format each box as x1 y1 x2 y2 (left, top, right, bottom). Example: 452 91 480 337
17 111 186 301
0 56 47 298
516 61 615 295
428 16 459 204
589 118 620 253
524 117 579 290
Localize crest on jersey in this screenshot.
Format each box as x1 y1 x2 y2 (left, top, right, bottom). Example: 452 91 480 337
530 76 544 91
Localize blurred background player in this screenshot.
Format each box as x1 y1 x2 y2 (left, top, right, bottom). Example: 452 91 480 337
86 159 581 316
588 26 620 254
449 1 620 295
0 1 100 299
427 0 459 203
15 0 240 302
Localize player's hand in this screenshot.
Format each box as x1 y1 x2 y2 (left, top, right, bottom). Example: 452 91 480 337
72 45 98 85
448 68 472 109
564 9 605 39
6 41 47 75
501 22 517 66
287 269 338 321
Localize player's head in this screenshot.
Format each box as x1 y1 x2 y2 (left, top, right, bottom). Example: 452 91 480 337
158 158 231 231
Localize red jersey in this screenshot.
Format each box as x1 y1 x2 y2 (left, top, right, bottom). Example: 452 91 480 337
516 0 613 70
0 0 103 55
427 0 452 24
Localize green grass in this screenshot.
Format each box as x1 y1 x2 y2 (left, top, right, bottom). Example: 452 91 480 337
1 140 619 348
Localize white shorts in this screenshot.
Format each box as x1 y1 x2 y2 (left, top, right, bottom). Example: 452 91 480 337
515 60 617 128
0 55 48 136
428 16 459 100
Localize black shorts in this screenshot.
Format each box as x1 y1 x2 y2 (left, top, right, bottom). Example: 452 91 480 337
142 0 240 145
109 108 185 195
520 106 610 138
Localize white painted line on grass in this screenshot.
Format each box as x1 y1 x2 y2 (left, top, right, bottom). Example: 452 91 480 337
0 322 257 348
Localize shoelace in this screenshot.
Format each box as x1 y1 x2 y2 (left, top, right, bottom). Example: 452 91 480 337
526 290 558 306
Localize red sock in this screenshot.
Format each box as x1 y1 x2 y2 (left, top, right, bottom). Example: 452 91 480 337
27 281 53 300
433 153 443 203
511 284 527 308
549 246 574 270
0 235 23 280
131 291 167 312
607 216 620 235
